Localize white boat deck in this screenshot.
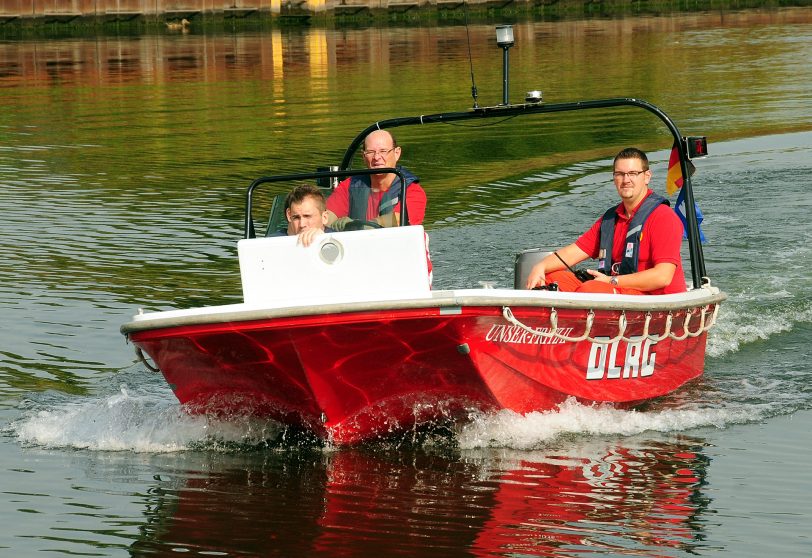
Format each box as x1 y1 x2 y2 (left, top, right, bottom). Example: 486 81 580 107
122 224 725 333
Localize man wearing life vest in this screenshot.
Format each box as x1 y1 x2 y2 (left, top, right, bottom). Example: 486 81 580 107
525 148 687 295
325 130 427 230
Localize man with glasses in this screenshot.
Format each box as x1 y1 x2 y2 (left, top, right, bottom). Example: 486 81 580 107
525 147 686 295
325 130 427 230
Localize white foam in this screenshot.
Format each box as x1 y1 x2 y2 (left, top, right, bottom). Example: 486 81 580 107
7 388 779 453
11 386 284 453
456 398 763 450
707 299 811 357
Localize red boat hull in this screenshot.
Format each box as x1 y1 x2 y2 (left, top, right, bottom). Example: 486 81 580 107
128 303 714 444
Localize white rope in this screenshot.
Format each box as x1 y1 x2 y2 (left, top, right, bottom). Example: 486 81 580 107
601 311 628 344
502 306 596 342
684 306 708 338
502 303 720 345
648 312 674 343
551 308 596 342
668 312 693 341
630 311 673 343
638 312 652 338
703 303 720 332
677 304 718 339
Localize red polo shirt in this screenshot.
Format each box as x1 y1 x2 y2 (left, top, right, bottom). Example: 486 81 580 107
326 178 427 224
575 190 687 294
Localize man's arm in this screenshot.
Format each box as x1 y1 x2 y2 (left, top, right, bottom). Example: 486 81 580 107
587 262 677 291
524 217 601 289
400 183 427 225
525 243 589 289
325 179 350 225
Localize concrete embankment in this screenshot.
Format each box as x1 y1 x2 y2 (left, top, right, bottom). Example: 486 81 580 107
2 0 795 27
3 0 499 24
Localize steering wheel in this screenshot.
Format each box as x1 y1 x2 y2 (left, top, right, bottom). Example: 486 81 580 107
344 219 383 231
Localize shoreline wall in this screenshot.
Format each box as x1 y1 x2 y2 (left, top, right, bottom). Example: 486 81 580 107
2 1 808 26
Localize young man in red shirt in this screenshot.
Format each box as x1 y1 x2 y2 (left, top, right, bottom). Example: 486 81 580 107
525 148 686 295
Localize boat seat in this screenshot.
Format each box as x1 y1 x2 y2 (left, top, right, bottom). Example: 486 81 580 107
265 193 288 236
238 225 431 306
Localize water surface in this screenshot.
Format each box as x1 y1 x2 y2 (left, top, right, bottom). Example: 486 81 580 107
2 9 811 556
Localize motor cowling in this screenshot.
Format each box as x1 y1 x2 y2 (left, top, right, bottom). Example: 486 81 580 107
513 248 551 289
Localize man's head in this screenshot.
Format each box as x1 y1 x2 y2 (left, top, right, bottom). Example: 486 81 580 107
612 147 651 208
362 130 401 171
285 184 328 235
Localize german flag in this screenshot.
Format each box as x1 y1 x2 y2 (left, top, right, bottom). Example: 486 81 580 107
666 142 684 196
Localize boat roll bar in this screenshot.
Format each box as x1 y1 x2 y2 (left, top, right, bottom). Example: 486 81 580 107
244 167 408 239
338 98 709 289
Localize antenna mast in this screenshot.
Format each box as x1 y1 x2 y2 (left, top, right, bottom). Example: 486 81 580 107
463 1 479 109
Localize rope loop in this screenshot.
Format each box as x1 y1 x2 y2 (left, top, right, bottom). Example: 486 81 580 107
135 346 161 373
702 303 720 332
502 307 595 344
685 305 708 338
560 310 594 342
669 311 693 341
620 311 651 343
602 311 628 344
501 307 625 344
549 307 559 331
648 312 673 343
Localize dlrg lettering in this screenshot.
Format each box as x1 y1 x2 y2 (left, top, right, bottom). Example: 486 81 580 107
586 337 657 380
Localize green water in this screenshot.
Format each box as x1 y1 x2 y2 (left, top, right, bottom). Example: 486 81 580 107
1 8 811 556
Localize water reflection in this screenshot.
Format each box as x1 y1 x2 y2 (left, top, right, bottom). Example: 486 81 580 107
131 437 710 556
472 442 710 556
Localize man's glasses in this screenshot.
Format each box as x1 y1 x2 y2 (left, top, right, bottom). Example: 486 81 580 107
612 170 648 179
362 147 397 158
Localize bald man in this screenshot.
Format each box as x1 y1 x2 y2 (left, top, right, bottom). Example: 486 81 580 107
326 130 427 230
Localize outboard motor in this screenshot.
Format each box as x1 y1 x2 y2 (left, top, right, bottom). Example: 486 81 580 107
513 248 551 289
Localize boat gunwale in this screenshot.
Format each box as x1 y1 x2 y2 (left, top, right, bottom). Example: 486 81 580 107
121 287 726 335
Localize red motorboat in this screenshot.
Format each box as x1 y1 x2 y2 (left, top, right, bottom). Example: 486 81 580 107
121 96 725 445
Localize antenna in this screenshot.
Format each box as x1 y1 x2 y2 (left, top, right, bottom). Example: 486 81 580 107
463 1 479 109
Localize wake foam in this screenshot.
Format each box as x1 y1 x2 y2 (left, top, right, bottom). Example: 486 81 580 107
11 390 764 453
9 385 286 453
456 398 763 450
706 298 811 357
